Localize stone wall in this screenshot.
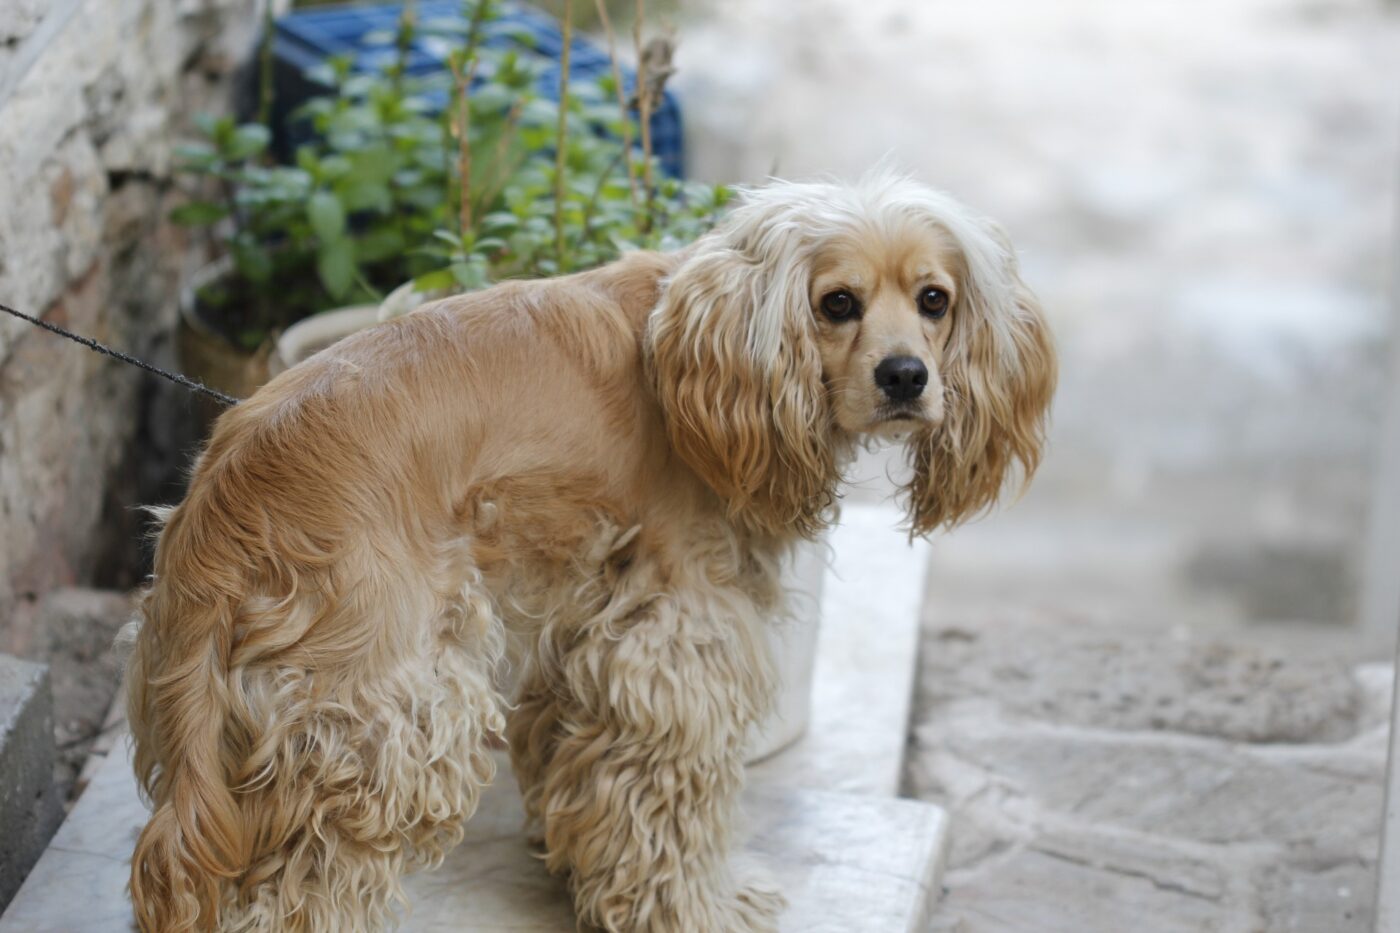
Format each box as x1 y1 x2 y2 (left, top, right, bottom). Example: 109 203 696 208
0 0 267 649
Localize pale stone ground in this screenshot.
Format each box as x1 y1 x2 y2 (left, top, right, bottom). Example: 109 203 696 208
675 0 1400 638
909 616 1392 931
673 0 1400 928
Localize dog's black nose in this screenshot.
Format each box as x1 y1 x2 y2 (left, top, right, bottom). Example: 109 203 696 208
874 355 928 402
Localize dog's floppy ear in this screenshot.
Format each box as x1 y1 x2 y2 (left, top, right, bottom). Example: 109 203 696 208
646 195 839 539
905 219 1057 535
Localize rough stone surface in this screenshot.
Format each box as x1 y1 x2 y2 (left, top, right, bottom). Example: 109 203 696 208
0 0 265 652
677 0 1400 640
927 846 1230 933
920 622 1366 744
1 739 948 932
19 589 133 802
673 3 1400 927
0 655 62 913
908 618 1388 932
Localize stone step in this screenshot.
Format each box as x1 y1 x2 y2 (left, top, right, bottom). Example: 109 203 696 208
0 654 64 913
1 502 945 930
1 740 946 933
751 503 932 797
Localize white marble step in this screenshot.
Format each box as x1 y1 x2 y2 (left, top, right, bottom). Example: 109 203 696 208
751 503 932 797
1 502 945 931
0 740 945 933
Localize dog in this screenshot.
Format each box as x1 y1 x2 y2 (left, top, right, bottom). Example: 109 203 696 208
122 171 1056 931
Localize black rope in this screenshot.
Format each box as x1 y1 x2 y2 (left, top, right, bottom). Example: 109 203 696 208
0 300 239 407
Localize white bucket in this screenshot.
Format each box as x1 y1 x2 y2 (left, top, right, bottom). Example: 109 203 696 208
745 538 825 763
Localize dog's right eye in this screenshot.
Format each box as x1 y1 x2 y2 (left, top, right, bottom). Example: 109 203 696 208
820 290 860 322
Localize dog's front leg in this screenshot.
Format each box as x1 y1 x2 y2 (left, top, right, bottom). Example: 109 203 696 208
523 596 785 932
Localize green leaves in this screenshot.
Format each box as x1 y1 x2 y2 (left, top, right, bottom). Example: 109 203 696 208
450 257 488 289
170 201 228 226
356 227 406 263
317 237 356 300
413 268 457 292
307 191 346 242
231 236 273 284
171 2 731 339
172 142 219 171
309 191 355 298
226 124 271 161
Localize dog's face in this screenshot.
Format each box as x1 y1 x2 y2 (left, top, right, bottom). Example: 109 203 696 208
807 223 961 438
647 173 1057 539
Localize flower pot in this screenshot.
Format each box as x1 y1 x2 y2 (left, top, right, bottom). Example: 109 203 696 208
269 304 382 376
177 258 274 407
745 537 826 763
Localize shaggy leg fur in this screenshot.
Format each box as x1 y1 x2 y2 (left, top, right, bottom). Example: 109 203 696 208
127 562 505 932
509 591 785 933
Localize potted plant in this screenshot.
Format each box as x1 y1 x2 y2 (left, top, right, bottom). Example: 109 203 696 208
170 47 461 396
173 1 708 379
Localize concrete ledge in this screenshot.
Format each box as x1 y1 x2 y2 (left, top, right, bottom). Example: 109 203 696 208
0 654 63 912
1 501 947 929
750 502 931 797
2 739 948 932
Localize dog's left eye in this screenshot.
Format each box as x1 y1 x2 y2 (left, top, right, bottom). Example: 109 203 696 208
918 287 950 319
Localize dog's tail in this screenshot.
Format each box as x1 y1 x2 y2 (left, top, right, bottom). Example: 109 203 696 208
124 505 245 933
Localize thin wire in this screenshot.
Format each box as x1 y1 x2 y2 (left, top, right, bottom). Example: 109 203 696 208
0 300 240 406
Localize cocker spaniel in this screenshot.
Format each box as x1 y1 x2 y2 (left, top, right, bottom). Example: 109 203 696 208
123 172 1056 931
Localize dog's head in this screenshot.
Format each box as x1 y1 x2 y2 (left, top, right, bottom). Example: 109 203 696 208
645 171 1056 539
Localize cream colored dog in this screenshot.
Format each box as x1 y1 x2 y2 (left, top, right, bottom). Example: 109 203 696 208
123 172 1056 931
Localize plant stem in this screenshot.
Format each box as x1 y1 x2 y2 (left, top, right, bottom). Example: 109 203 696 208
452 0 492 235
219 175 245 243
554 0 574 269
478 100 523 211
582 149 626 243
256 0 276 133
593 0 638 209
392 0 417 94
354 269 384 302
633 0 654 233
451 59 476 234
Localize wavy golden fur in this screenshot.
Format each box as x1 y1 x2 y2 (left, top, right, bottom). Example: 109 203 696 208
123 172 1055 931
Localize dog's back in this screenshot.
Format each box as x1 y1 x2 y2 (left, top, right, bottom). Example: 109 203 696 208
125 250 691 931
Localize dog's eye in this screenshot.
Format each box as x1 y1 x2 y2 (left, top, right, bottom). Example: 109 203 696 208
820 290 860 322
918 286 950 319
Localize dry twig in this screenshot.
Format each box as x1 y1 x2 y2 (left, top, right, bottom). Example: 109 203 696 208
593 0 639 208
391 0 417 93
477 100 524 212
256 1 276 131
554 0 574 266
632 5 674 232
451 0 492 234
633 0 652 229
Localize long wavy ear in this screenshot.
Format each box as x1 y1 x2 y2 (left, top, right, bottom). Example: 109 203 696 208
905 219 1057 535
645 195 839 539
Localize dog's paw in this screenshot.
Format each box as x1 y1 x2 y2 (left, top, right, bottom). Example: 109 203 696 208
730 872 786 933
584 877 786 933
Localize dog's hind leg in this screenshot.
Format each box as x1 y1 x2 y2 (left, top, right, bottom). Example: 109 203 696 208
518 589 786 933
165 569 505 932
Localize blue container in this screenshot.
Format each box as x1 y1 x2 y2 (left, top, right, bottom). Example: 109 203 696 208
270 1 684 177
